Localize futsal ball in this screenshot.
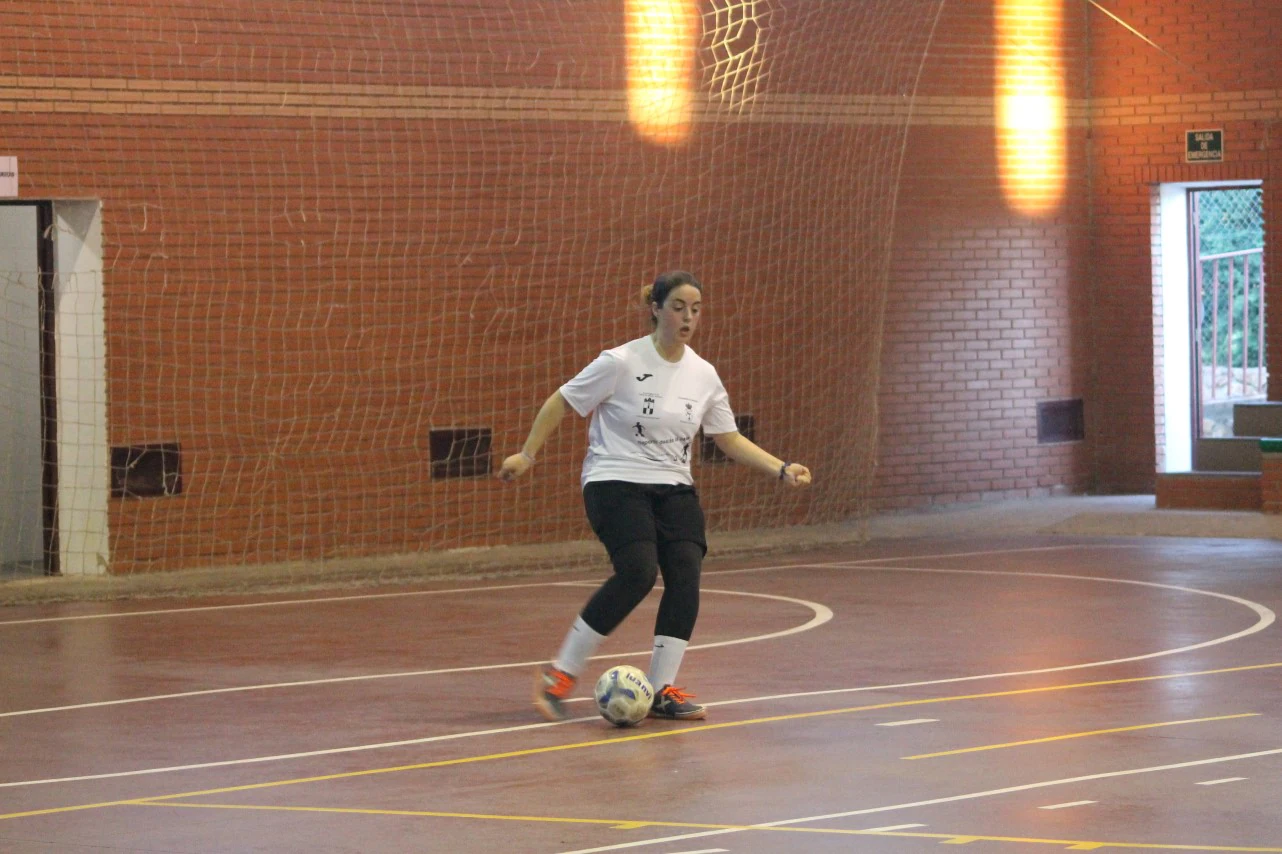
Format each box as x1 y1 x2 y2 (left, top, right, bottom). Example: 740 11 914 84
593 665 654 727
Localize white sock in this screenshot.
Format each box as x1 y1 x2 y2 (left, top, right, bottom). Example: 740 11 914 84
553 617 607 678
647 635 689 689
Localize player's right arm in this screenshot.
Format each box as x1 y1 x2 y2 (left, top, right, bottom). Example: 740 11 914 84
498 349 620 482
498 390 572 481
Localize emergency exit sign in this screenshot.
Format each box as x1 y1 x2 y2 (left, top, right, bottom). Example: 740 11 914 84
1186 129 1224 163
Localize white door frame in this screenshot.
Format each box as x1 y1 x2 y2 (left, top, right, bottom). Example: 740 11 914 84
1155 179 1263 473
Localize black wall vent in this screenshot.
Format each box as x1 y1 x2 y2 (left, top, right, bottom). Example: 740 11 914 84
1037 399 1085 444
700 414 755 463
430 428 492 479
111 443 182 497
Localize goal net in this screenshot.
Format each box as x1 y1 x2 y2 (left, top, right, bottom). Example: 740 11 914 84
0 0 945 596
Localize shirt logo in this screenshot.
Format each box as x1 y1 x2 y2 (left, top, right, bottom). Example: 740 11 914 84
634 422 646 437
642 396 655 415
635 373 653 382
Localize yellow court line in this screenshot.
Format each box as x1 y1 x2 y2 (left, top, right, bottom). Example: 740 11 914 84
136 802 1282 852
905 713 1261 760
2 660 1280 823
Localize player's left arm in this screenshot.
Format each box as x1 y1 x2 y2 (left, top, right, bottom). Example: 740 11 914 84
710 431 812 487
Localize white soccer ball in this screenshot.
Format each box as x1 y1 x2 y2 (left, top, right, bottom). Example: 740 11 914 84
593 665 654 727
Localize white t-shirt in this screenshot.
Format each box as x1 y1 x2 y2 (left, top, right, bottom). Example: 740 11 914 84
559 336 739 487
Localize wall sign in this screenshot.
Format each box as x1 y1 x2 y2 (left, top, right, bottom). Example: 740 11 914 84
0 156 16 196
1186 129 1224 163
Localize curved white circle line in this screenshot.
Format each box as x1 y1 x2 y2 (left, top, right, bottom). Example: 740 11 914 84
0 586 831 720
0 543 1150 628
707 563 1275 708
1 555 1274 791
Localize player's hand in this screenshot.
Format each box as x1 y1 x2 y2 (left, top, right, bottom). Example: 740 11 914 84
497 453 533 482
782 463 811 487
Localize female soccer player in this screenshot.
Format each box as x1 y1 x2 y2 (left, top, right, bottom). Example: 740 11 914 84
498 270 812 722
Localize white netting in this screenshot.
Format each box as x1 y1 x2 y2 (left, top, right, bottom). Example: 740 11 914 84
0 0 945 598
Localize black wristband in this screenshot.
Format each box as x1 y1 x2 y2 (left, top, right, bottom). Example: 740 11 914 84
779 462 790 481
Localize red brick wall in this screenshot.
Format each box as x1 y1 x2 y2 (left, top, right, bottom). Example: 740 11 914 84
875 1 1094 509
1262 454 1282 513
0 2 942 571
1156 472 1260 511
4 1 1281 572
1088 0 1282 492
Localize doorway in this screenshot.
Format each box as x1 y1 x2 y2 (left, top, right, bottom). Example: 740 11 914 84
1156 181 1266 473
0 199 108 578
0 202 54 576
1188 186 1267 439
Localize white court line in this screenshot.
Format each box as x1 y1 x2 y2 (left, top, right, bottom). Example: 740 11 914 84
7 559 1272 720
0 586 831 720
1039 800 1096 810
708 544 1149 579
0 542 1153 627
1196 777 1248 786
0 580 578 626
554 747 1282 853
0 560 850 628
876 719 938 727
861 823 926 832
663 850 728 854
1 561 1274 788
706 565 1275 709
838 543 1147 565
0 587 829 785
0 718 587 789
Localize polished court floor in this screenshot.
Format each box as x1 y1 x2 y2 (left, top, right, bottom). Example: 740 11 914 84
2 533 1281 852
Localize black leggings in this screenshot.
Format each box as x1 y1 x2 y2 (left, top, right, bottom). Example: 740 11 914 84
580 539 703 640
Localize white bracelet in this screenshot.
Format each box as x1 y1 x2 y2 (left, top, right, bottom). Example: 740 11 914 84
520 451 536 465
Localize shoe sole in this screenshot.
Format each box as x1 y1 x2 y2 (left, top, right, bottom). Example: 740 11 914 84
532 669 569 722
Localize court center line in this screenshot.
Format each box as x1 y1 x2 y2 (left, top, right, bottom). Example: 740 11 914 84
0 718 588 789
6 666 1267 790
552 746 1282 853
1197 777 1248 786
129 799 1282 852
3 661 1280 819
3 662 1279 791
1040 800 1098 810
0 585 830 719
903 713 1260 760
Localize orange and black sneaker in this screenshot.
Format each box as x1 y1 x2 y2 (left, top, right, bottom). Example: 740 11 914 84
648 684 706 720
533 664 577 721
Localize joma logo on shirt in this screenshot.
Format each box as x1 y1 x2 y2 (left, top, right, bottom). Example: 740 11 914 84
635 373 653 382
